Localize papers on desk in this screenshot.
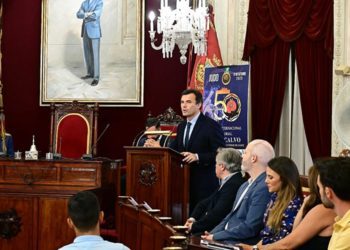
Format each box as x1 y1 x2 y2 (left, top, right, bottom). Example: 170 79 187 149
143 201 152 210
200 240 242 250
128 197 139 206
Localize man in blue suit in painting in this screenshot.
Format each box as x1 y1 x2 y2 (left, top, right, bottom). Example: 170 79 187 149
77 0 103 86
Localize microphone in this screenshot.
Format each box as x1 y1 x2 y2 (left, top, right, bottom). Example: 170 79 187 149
133 129 146 146
163 125 177 147
82 123 110 160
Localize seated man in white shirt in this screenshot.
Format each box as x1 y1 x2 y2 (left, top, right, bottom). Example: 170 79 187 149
59 191 129 250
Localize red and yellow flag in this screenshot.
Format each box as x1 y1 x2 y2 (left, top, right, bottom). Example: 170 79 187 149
187 5 223 93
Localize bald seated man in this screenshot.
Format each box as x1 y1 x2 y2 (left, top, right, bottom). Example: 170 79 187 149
202 139 275 245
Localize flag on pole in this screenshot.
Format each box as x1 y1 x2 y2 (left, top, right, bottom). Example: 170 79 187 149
0 113 7 154
187 4 223 93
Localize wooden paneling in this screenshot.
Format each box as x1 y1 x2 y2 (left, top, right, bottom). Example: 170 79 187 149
0 159 116 250
117 202 176 250
125 147 189 225
118 204 138 250
37 197 74 250
0 159 104 187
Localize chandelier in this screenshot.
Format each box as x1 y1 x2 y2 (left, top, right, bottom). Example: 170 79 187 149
148 0 209 64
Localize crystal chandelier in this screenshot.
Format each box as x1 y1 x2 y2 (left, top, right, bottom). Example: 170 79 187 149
148 0 209 64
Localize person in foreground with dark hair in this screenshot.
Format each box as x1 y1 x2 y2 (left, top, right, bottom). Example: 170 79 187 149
239 156 303 249
316 157 350 250
252 165 336 250
184 147 246 235
59 191 129 250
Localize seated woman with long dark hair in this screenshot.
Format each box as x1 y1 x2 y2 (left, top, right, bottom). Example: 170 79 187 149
239 156 303 249
252 165 336 250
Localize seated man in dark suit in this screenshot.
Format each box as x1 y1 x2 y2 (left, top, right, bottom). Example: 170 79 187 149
185 147 246 235
136 117 167 147
0 114 14 157
202 139 275 245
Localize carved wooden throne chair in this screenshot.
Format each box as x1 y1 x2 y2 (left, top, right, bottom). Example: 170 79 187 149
132 107 183 147
49 101 99 159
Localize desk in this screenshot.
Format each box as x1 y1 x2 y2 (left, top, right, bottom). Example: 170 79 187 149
0 158 117 250
117 199 176 250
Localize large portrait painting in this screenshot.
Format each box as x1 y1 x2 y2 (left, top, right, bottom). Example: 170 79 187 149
40 0 144 106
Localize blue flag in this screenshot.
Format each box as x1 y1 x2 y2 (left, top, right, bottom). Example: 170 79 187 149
203 65 249 149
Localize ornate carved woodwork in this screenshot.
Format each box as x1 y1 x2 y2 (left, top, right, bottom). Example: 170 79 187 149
138 161 158 186
156 107 183 125
0 209 21 239
49 101 99 157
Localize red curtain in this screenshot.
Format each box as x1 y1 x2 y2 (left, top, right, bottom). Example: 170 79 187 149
243 0 333 158
250 38 290 143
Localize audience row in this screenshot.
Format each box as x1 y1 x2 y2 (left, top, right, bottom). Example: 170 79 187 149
184 140 350 250
58 138 350 250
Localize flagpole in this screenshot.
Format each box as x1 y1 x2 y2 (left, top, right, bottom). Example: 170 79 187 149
186 43 194 88
0 1 7 154
0 1 3 110
187 0 198 88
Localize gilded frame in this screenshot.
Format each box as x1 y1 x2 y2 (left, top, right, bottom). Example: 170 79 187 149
40 0 144 107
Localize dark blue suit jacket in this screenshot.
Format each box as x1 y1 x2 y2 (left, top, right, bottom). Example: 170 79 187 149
190 172 246 235
170 113 225 211
211 172 270 244
76 0 103 38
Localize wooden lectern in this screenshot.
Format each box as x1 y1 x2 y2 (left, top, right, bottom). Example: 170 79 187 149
125 147 189 224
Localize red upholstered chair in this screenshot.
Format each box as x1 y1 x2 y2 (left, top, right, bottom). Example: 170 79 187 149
49 101 98 159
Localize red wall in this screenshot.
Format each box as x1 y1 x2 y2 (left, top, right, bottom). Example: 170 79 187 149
1 0 187 160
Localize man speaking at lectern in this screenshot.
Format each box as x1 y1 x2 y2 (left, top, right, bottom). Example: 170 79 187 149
170 89 225 212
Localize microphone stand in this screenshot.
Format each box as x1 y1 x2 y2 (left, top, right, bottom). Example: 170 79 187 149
163 126 177 147
82 123 110 160
134 129 146 147
53 137 62 159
